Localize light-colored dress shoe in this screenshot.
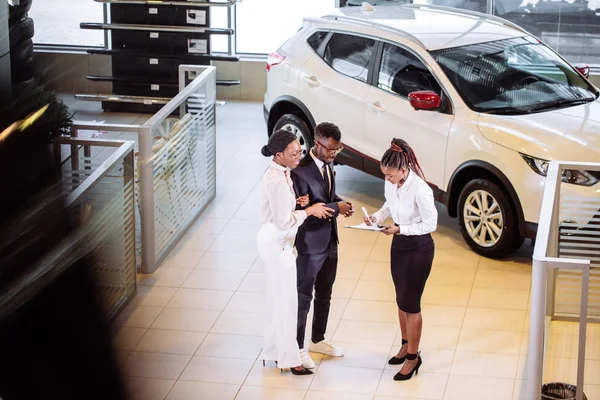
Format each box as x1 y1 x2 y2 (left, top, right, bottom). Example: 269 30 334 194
309 339 344 357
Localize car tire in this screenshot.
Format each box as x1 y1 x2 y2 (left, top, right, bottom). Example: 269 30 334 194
9 0 33 22
273 113 313 157
457 179 524 258
9 17 35 47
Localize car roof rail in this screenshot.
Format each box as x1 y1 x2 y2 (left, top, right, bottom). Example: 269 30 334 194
320 14 427 49
403 3 529 35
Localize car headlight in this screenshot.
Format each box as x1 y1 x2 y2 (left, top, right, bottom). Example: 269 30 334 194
521 154 600 186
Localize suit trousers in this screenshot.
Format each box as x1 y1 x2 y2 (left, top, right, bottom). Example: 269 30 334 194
296 234 338 349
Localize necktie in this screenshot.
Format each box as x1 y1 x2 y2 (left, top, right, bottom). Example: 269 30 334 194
322 164 331 195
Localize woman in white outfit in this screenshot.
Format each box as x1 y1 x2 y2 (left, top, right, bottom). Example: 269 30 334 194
258 130 334 376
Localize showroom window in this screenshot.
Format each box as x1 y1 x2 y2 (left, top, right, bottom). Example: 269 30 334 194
209 6 230 53
29 0 105 47
27 1 229 52
493 0 600 65
235 0 336 54
323 33 376 83
410 0 600 65
377 43 441 97
23 0 600 67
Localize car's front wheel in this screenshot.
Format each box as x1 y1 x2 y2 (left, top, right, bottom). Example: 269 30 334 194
457 179 524 258
273 114 313 157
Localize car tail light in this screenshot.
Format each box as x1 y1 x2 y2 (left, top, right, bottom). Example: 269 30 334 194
267 52 286 72
408 90 441 111
575 64 590 78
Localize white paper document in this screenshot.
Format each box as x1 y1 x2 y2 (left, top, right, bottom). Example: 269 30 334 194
344 222 385 231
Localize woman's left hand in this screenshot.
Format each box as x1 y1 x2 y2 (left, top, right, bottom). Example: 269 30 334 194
382 225 400 236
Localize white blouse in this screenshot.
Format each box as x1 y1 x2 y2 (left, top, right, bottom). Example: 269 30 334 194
372 170 438 236
260 161 307 231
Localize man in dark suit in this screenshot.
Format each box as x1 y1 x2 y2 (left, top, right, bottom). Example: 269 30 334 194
291 122 353 368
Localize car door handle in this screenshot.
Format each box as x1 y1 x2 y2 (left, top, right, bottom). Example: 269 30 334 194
303 75 321 88
368 101 386 113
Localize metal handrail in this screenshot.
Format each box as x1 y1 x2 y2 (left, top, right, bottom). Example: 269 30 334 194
70 65 216 274
143 66 213 128
93 0 238 6
526 161 598 400
74 94 171 105
71 123 143 134
55 138 136 206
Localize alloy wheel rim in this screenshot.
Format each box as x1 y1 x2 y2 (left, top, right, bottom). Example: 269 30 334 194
463 189 504 248
281 123 308 156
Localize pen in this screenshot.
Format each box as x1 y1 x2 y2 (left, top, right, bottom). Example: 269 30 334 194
362 207 371 221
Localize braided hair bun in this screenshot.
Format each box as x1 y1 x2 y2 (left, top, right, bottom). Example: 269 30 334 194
381 138 426 181
260 145 272 157
261 130 297 158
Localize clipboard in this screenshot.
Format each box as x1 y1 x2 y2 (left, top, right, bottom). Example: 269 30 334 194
344 222 385 232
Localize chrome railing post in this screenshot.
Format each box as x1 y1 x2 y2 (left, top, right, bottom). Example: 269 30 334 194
546 164 562 318
527 160 598 400
576 264 590 400
527 257 547 400
546 268 556 318
138 125 156 273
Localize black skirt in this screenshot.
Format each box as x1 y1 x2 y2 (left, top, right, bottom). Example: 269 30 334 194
390 233 435 313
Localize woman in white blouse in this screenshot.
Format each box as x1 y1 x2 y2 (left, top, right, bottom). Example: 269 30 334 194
365 138 437 382
258 130 334 376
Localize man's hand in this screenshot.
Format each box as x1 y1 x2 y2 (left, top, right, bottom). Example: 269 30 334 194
344 201 354 217
382 225 400 236
307 203 335 219
338 201 353 217
296 194 309 207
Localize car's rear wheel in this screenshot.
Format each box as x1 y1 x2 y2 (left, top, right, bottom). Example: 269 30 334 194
458 179 524 258
273 114 313 157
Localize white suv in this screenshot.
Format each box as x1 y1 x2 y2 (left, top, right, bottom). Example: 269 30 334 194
263 3 600 258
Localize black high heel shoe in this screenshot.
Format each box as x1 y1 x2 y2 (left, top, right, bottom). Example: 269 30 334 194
288 367 314 376
388 339 408 365
393 352 422 381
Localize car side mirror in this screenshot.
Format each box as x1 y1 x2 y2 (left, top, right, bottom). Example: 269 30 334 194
408 90 442 111
575 64 590 79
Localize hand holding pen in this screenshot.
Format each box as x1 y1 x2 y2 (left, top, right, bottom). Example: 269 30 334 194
362 207 377 226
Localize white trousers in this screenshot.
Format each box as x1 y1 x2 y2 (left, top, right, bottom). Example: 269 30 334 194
257 223 301 369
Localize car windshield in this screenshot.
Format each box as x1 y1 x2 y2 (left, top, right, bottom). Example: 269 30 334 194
430 37 598 114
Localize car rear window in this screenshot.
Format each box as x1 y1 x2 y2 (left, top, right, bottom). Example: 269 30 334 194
307 31 328 53
323 33 375 83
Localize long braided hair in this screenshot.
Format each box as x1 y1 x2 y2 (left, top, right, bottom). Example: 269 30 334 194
380 138 426 181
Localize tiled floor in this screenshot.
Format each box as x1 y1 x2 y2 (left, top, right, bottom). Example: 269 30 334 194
64 99 596 400
543 321 600 399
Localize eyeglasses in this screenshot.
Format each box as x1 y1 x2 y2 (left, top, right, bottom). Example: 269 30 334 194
316 140 344 155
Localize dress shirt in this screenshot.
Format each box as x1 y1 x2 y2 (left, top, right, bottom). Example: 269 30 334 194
372 170 438 236
309 148 332 192
260 161 307 231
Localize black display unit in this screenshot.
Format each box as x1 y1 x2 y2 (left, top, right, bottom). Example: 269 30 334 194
80 1 239 113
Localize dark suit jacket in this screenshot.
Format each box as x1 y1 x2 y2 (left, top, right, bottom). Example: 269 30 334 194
291 154 344 255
